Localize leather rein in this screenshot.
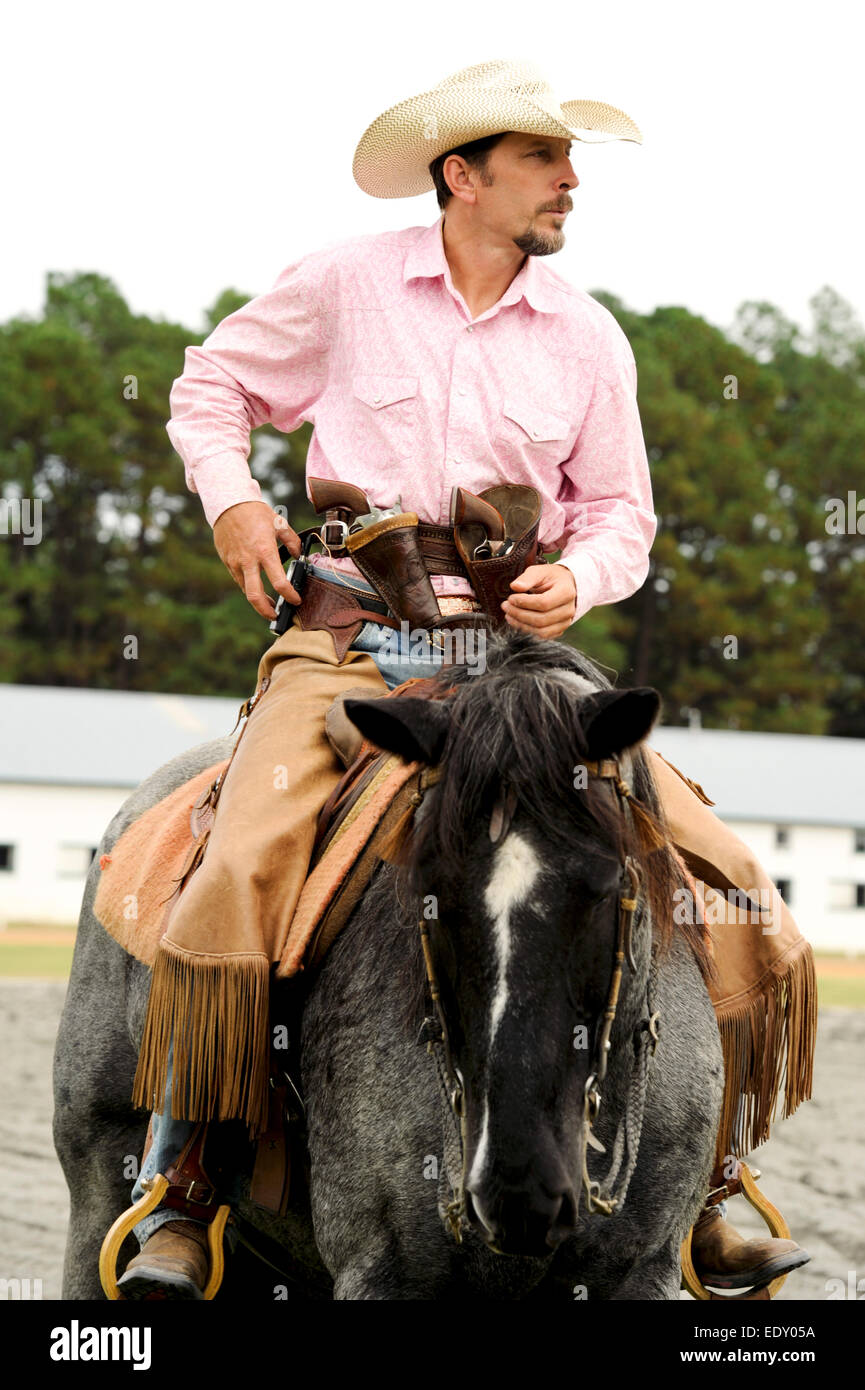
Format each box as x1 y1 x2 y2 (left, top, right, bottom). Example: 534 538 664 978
413 754 662 1242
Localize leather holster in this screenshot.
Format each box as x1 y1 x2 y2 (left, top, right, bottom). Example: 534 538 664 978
453 485 544 628
345 512 443 629
294 574 398 661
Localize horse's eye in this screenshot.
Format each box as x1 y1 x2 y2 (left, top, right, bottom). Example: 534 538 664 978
578 883 615 908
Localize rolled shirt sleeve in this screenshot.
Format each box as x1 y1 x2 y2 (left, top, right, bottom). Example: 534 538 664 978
553 322 657 622
166 259 330 527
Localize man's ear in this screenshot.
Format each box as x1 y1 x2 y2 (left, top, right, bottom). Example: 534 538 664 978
343 696 452 765
579 687 661 761
443 153 476 205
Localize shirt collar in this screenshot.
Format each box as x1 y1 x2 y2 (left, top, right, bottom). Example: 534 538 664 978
404 216 562 316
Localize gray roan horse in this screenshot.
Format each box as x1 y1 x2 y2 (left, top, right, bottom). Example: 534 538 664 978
54 629 723 1300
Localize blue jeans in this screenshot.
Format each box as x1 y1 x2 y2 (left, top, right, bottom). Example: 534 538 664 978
132 1042 247 1245
132 562 447 1243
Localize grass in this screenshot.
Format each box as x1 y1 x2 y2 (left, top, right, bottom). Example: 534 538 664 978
0 944 75 978
816 974 865 1009
4 921 74 932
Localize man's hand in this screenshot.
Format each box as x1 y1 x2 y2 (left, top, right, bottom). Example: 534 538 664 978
212 501 303 620
500 563 577 639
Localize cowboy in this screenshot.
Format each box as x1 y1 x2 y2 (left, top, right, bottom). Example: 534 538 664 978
118 60 816 1300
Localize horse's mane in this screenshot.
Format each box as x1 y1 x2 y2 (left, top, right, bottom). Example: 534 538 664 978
402 630 712 981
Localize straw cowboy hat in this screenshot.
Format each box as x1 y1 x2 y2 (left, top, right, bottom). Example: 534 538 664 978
353 59 642 199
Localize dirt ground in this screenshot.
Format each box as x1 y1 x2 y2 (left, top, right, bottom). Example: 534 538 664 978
0 980 862 1302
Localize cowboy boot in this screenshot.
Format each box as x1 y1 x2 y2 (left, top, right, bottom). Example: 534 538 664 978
117 1219 210 1300
691 1203 810 1293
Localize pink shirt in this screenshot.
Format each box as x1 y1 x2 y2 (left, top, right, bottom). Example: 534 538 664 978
167 217 657 620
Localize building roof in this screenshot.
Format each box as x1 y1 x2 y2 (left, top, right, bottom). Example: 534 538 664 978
0 684 861 826
649 726 858 827
0 684 239 789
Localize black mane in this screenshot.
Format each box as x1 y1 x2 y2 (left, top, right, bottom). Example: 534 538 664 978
418 629 623 865
403 629 712 980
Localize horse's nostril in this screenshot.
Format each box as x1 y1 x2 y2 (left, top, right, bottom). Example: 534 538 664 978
467 1184 576 1256
547 1190 579 1247
465 1188 498 1240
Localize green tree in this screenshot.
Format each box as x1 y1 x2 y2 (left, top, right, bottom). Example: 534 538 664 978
0 273 312 695
588 295 834 731
733 290 865 735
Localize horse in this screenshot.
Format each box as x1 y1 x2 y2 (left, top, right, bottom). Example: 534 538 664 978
54 628 724 1300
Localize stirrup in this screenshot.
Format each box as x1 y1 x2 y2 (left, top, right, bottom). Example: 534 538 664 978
680 1162 792 1301
99 1173 231 1300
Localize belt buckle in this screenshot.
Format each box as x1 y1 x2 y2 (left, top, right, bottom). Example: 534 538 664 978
437 596 482 619
321 519 349 549
703 1182 732 1207
185 1179 214 1206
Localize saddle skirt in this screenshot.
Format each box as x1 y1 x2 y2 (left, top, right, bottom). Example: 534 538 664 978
92 676 446 977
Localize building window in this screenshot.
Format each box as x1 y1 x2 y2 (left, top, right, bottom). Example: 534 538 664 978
829 880 860 911
0 844 14 872
57 845 98 879
855 829 865 854
774 827 790 849
857 885 865 910
775 879 792 905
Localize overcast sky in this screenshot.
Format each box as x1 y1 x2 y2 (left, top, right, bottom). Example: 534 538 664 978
4 0 863 341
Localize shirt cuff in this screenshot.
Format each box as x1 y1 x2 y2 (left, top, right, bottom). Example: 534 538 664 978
188 451 265 528
553 551 601 623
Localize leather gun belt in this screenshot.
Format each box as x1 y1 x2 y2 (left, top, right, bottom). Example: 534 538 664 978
312 518 467 578
290 478 545 659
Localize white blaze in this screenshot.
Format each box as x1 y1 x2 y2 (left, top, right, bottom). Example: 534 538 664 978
468 832 542 1192
483 831 542 1047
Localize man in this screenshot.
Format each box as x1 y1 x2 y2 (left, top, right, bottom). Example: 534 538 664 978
119 60 815 1300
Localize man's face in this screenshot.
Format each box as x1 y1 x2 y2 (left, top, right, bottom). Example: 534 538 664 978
459 133 579 256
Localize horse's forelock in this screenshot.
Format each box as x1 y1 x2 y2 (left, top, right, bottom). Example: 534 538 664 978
406 632 713 983
410 633 622 879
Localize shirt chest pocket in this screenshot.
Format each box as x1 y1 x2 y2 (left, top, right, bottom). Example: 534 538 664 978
352 374 419 459
500 397 571 453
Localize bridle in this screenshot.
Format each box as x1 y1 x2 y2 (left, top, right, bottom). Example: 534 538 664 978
414 753 663 1242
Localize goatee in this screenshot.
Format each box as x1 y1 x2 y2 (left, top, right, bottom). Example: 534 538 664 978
512 226 566 257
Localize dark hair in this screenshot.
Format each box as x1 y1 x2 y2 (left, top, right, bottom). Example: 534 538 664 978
428 132 508 210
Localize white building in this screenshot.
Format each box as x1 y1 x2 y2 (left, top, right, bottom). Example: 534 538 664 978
651 725 865 956
0 685 239 927
0 685 863 953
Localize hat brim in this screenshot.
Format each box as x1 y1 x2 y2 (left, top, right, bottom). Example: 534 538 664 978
353 90 642 199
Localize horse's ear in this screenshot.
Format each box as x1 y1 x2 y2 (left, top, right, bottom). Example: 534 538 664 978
579 687 661 760
343 696 452 765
